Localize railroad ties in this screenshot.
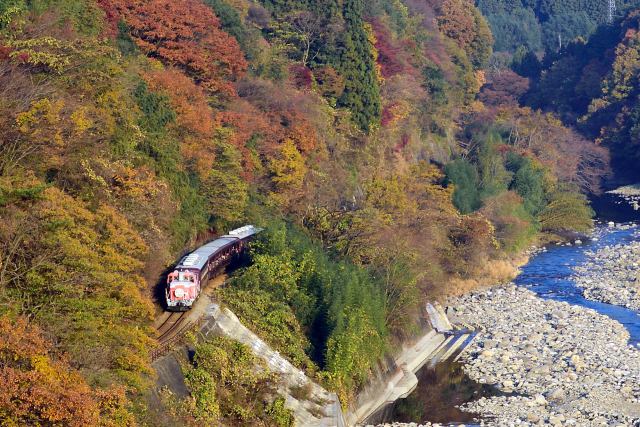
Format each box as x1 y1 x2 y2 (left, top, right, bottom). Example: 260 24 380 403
151 311 194 360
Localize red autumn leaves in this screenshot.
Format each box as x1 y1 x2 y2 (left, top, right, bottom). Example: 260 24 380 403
104 0 247 96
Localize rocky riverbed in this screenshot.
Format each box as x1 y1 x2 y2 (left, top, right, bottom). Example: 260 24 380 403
447 284 640 426
608 185 640 211
573 230 640 312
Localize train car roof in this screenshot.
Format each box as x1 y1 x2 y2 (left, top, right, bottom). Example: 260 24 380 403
222 225 262 240
176 237 238 270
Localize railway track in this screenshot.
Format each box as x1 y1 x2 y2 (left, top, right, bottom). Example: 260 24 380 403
151 311 193 360
150 274 227 360
156 311 185 342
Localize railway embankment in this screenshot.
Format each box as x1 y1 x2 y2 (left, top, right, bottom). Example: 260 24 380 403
151 287 473 427
200 302 346 426
152 290 347 426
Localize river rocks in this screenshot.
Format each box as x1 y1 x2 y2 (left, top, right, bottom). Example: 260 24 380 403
546 387 564 403
450 284 640 426
574 228 640 311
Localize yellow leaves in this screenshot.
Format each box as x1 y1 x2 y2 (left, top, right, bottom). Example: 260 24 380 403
269 138 307 191
587 97 610 114
364 175 414 215
8 35 123 95
7 184 157 389
111 165 165 201
15 98 66 166
71 107 92 135
95 204 148 270
81 159 109 190
545 112 563 127
8 36 72 73
0 315 105 426
0 2 26 34
469 99 486 113
475 69 486 88
588 30 640 113
31 354 57 381
363 22 384 84
16 98 63 136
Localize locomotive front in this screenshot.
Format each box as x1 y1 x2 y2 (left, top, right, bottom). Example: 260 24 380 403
166 253 202 311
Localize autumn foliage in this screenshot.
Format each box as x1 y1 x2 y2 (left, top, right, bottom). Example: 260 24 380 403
0 315 134 426
104 0 247 96
143 68 217 177
0 0 613 419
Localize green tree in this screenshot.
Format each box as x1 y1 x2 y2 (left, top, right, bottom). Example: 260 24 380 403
539 189 593 232
334 0 381 131
506 153 546 215
445 159 481 214
476 132 512 200
204 138 248 228
204 0 259 59
542 12 596 52
512 45 542 77
485 8 542 52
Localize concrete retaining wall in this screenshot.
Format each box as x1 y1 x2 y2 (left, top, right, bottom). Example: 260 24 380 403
152 299 471 427
345 303 475 425
201 303 347 427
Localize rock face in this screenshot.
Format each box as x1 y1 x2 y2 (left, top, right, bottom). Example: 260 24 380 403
574 230 640 311
451 284 640 426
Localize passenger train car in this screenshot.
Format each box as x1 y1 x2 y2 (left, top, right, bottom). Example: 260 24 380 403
165 225 261 311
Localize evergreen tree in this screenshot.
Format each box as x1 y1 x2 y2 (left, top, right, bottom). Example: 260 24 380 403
445 159 482 214
334 0 381 132
512 45 542 77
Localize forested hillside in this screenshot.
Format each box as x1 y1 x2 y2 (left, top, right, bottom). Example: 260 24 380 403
0 0 609 425
522 9 640 181
477 0 640 52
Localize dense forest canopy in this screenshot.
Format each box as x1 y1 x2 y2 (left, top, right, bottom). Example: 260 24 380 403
0 0 615 424
477 0 640 52
501 6 640 181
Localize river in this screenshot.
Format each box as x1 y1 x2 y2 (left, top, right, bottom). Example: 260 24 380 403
371 193 640 425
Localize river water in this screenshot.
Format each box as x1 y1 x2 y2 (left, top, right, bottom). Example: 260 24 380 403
516 221 640 346
372 193 640 424
515 192 640 345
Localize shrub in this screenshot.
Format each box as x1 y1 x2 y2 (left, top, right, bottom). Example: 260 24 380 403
219 287 316 371
180 336 288 425
445 159 481 214
539 189 594 232
481 191 537 253
506 153 546 216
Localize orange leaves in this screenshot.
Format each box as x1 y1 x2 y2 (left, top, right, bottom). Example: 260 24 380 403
144 68 217 176
0 314 49 359
280 110 318 154
0 315 139 426
0 316 101 426
144 69 213 137
105 0 247 96
217 97 319 182
436 0 476 49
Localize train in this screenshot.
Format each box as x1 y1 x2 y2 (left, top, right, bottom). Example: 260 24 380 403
165 225 262 311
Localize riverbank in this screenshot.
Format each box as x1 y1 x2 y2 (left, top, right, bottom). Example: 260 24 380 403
449 284 640 425
608 184 640 197
574 228 640 312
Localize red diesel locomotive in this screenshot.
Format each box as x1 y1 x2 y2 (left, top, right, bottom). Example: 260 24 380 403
165 225 261 311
